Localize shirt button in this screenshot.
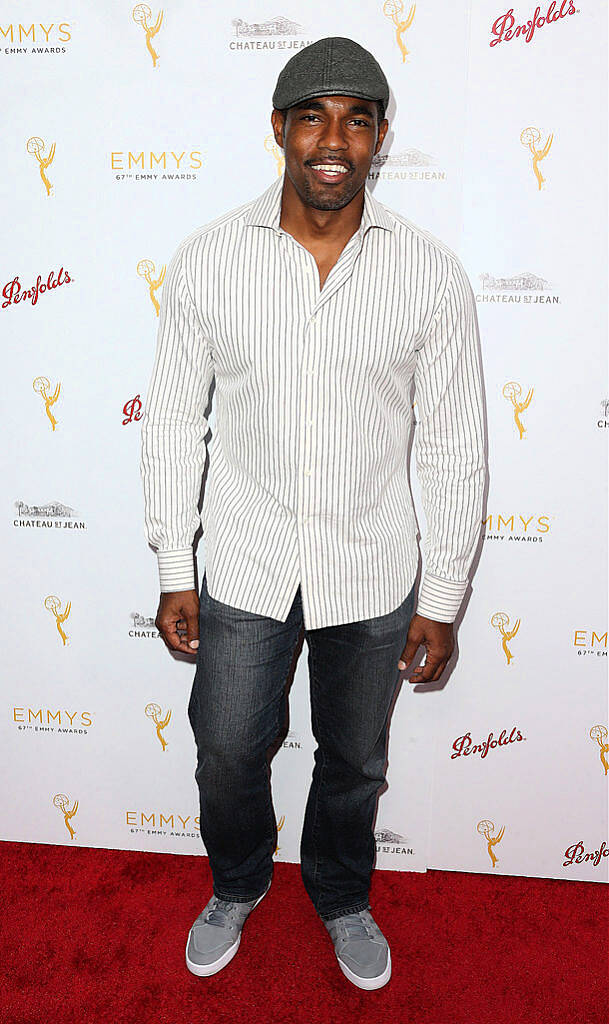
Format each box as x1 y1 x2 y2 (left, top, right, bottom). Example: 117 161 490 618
304 469 311 476
307 418 314 426
310 314 317 324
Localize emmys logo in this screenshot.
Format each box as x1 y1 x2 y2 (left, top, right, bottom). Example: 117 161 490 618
27 136 55 196
590 726 608 775
14 707 93 732
45 594 71 646
111 151 203 175
574 629 607 658
452 727 525 759
2 266 72 310
483 513 551 542
0 21 71 52
145 702 172 751
491 611 520 666
264 134 284 177
503 381 533 440
382 0 415 63
274 814 286 856
477 819 505 868
126 810 200 838
520 126 553 190
33 376 61 431
54 793 78 840
563 841 608 869
132 4 163 67
123 394 143 425
137 259 165 316
490 3 577 47
598 398 609 429
375 827 414 855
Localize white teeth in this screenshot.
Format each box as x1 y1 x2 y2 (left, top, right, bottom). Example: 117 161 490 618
311 164 348 174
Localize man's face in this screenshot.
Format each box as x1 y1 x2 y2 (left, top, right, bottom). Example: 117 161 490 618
270 95 388 212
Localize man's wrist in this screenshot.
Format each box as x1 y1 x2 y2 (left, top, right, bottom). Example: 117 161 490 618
415 571 468 623
157 548 195 593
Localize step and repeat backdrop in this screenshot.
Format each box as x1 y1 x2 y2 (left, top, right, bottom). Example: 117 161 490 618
2 0 607 883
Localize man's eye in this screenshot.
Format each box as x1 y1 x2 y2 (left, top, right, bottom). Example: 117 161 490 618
301 115 370 125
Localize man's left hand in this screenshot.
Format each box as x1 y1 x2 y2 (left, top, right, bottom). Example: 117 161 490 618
398 613 454 683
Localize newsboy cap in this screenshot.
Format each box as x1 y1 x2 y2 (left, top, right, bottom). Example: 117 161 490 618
272 36 390 117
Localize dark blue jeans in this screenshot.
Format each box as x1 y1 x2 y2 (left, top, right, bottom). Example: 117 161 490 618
187 571 415 922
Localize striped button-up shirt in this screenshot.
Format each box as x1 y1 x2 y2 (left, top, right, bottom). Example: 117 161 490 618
140 172 486 629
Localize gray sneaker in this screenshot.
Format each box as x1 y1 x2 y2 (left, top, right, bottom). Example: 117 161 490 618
185 879 271 977
323 908 392 990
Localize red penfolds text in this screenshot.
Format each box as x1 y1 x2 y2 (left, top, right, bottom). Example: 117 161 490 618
563 841 608 868
2 266 72 309
490 1 576 46
451 727 524 759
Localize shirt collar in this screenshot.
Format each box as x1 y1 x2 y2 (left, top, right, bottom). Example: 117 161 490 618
243 171 395 236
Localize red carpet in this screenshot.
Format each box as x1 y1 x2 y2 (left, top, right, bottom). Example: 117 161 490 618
1 840 606 1024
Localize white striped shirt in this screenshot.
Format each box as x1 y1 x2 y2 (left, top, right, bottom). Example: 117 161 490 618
140 172 486 629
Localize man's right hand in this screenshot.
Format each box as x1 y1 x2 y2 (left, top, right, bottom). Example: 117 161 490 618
155 590 200 654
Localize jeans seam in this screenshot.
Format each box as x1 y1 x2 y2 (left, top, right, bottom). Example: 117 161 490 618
319 899 371 922
307 638 325 896
213 882 270 903
263 620 303 859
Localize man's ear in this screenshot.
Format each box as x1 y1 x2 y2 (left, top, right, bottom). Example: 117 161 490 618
271 108 286 149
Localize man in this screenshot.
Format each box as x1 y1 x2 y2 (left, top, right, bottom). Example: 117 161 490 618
140 36 486 991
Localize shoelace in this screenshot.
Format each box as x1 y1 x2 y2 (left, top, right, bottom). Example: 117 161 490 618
339 913 374 940
204 899 236 928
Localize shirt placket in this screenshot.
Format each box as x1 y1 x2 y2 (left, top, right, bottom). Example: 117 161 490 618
278 228 364 619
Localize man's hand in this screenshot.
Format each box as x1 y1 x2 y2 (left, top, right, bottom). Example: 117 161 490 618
398 613 454 683
155 590 200 654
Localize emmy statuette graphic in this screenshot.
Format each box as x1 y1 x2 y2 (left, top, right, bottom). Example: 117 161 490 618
45 595 71 646
137 259 166 316
27 136 55 196
503 381 533 440
491 611 520 666
133 4 163 67
145 702 172 751
383 0 416 62
520 126 553 190
53 793 78 840
477 819 505 868
33 376 61 431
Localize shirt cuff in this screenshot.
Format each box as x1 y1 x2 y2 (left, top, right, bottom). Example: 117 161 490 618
157 549 196 593
415 571 468 623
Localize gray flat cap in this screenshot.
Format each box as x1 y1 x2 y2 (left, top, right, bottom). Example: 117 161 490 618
272 36 389 117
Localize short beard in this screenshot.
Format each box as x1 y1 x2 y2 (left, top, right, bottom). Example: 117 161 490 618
297 174 361 211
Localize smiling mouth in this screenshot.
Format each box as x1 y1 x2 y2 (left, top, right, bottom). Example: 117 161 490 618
307 162 351 184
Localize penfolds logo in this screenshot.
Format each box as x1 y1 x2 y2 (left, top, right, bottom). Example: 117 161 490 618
563 841 608 869
2 266 72 309
490 1 577 47
452 727 525 759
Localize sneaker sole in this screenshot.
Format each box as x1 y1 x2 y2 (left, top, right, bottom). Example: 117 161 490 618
185 881 270 978
336 946 392 991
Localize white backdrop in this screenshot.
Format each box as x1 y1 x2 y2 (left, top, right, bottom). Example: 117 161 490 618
2 0 607 883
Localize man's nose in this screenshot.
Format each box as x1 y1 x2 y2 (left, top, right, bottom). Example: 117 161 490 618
316 118 349 148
